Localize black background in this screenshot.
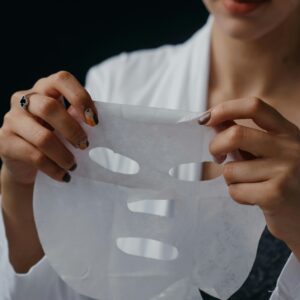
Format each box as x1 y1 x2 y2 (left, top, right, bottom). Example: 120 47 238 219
0 0 208 118
0 1 290 299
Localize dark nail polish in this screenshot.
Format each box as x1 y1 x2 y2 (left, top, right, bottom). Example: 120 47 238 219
93 113 99 125
198 111 211 125
69 163 77 171
63 172 71 183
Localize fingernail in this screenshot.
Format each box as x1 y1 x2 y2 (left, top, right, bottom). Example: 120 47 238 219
198 111 211 125
69 163 77 171
63 172 71 183
78 140 89 150
213 154 227 164
84 108 99 127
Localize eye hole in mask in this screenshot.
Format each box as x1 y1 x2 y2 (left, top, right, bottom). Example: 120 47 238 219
89 147 140 175
168 161 221 182
116 237 179 261
127 199 174 217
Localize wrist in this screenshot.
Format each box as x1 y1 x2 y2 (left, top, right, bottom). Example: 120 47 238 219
1 165 44 273
1 164 35 223
1 163 35 187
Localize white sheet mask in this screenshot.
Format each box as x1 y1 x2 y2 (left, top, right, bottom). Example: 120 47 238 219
34 101 265 300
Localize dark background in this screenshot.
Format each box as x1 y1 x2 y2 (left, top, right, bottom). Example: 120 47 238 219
0 0 208 117
0 1 291 299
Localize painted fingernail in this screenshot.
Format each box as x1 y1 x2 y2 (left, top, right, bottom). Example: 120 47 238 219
78 140 89 150
84 108 99 127
69 163 77 171
63 172 71 183
198 111 211 125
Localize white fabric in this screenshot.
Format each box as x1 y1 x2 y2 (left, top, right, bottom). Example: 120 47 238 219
0 16 299 300
270 254 300 300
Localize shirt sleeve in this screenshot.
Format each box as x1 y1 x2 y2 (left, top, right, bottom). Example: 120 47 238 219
270 254 300 300
0 202 96 300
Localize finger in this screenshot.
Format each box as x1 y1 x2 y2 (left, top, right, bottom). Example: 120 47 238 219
32 71 99 126
0 134 70 182
223 159 273 185
6 111 76 171
68 105 83 123
214 120 236 132
228 182 267 206
209 124 281 158
12 93 89 150
211 120 236 163
207 97 298 135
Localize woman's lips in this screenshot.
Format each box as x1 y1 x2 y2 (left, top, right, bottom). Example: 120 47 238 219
223 0 269 15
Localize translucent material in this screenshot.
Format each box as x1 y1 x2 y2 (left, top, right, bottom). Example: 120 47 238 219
34 101 265 300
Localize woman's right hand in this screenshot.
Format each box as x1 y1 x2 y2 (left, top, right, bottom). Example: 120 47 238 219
0 71 99 185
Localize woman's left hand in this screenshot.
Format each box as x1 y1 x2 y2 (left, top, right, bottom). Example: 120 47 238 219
206 97 300 259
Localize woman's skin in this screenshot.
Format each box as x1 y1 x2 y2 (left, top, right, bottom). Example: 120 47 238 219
1 73 98 272
203 0 300 258
1 0 300 273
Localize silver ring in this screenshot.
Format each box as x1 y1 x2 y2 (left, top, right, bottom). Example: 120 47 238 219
20 95 30 110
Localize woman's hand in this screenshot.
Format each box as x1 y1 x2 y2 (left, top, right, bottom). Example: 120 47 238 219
0 71 99 273
207 97 300 258
0 71 98 185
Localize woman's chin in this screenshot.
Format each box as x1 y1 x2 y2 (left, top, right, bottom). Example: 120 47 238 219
208 0 300 42
214 17 278 41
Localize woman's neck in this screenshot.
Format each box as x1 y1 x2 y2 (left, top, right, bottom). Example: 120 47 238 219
210 12 300 102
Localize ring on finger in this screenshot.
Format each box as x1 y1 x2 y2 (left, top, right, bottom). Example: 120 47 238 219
19 95 30 110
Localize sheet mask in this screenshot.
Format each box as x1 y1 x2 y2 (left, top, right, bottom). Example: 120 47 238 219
34 101 265 300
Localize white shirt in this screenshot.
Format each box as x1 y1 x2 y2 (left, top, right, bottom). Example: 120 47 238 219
1 17 300 300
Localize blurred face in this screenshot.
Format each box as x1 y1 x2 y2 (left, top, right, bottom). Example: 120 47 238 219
202 0 300 41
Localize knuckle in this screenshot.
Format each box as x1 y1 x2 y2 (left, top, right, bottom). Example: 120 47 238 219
33 77 47 89
54 70 72 82
10 91 24 106
275 163 291 177
3 112 12 126
265 181 285 206
223 163 235 181
30 151 47 167
228 125 244 144
285 162 298 179
39 97 60 116
2 111 18 130
248 97 263 114
228 185 244 204
275 161 299 186
214 102 227 117
33 129 53 148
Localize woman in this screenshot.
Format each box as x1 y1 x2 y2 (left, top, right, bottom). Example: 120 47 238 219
1 0 300 299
